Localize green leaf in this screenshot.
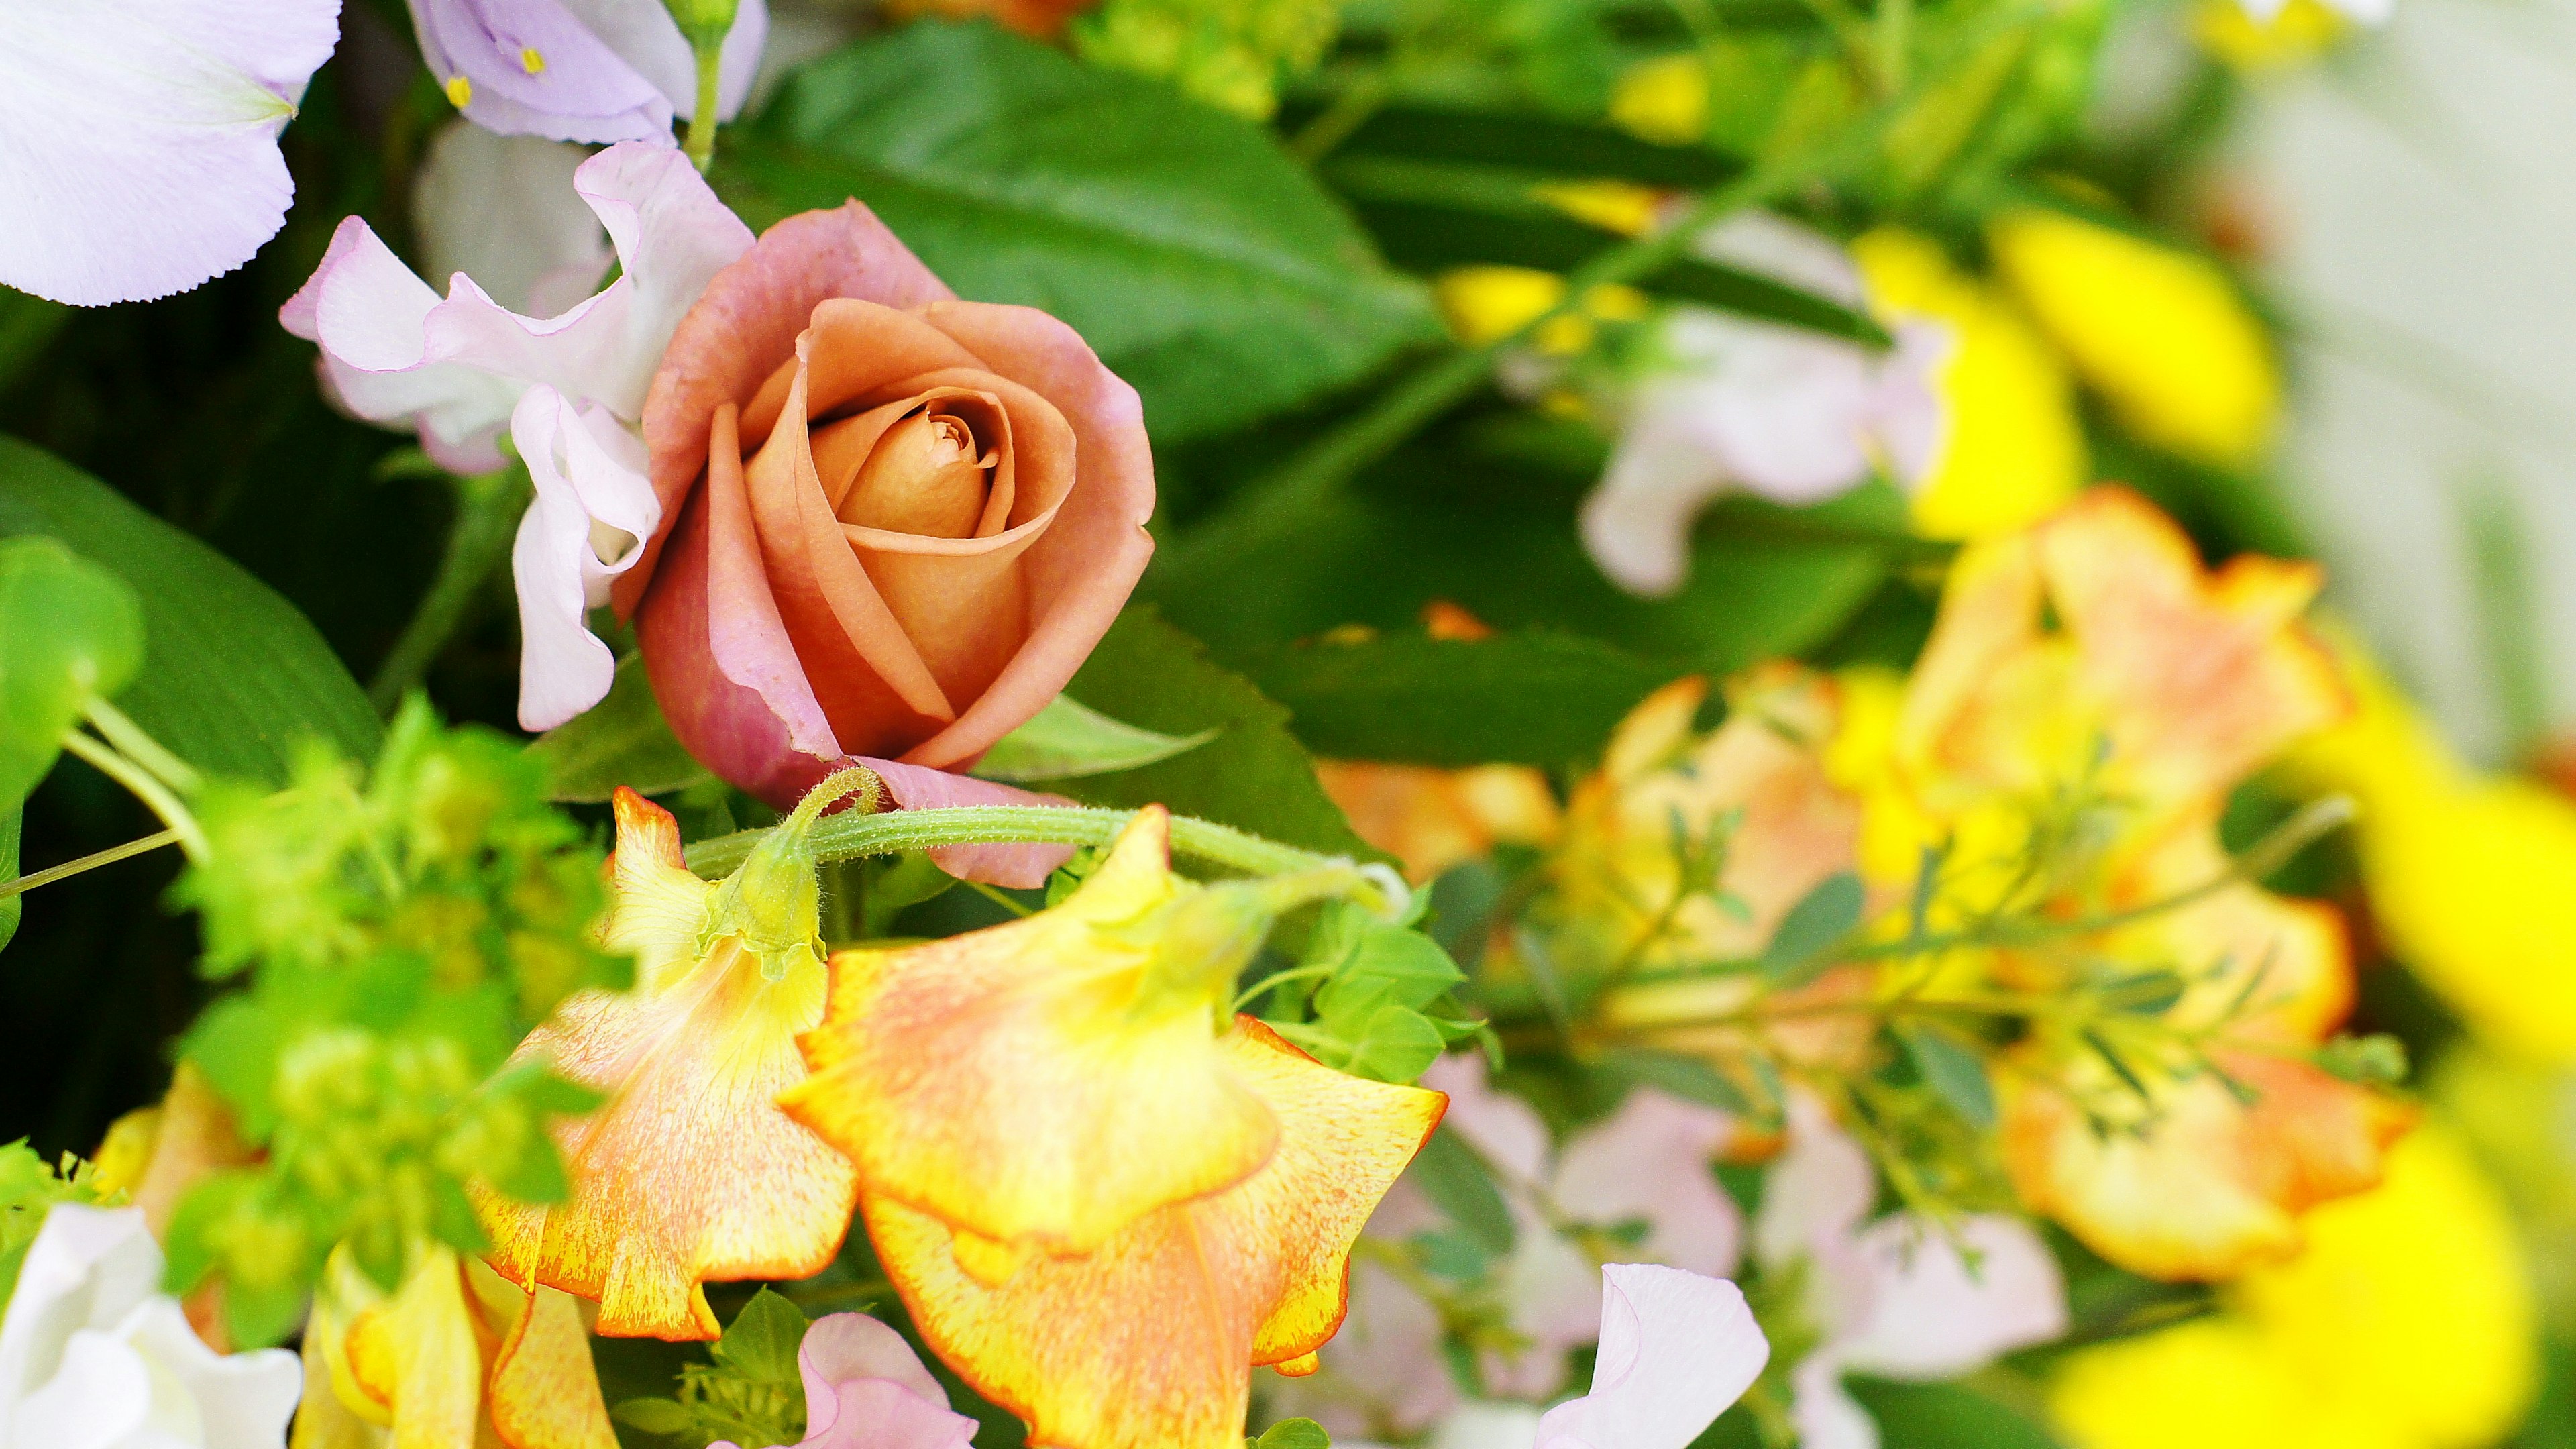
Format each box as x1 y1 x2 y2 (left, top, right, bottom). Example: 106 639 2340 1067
1250 1418 1333 1449
973 694 1218 782
1284 101 1743 189
527 653 710 802
1314 919 1466 1020
712 1287 810 1383
1762 871 1863 985
1240 627 1668 766
1408 1124 1515 1257
1846 1379 2064 1449
612 1399 698 1435
1330 1004 1447 1083
0 806 18 953
0 537 143 806
1896 1025 1996 1130
1051 607 1379 858
716 21 1439 444
1600 1046 1754 1115
0 288 67 398
0 437 378 786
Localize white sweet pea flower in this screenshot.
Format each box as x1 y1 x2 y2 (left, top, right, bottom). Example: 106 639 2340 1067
0 0 342 306
0 1203 299 1448
1755 1095 2069 1449
1349 1265 1771 1449
2236 0 2390 23
280 139 755 730
1580 212 1947 597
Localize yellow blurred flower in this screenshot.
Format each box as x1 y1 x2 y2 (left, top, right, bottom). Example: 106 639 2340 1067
1434 264 1648 356
1988 207 2282 470
1610 53 1710 146
1852 229 2087 540
2284 630 2576 1063
2192 0 2353 69
2049 1124 2538 1449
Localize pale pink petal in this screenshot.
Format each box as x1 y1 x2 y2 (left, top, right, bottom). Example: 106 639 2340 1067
1431 1403 1544 1449
513 387 657 729
567 140 758 415
1690 212 1866 307
803 1379 979 1449
1582 403 1729 598
1870 321 1951 490
1533 1265 1769 1449
1787 1352 1881 1449
1272 1256 1457 1438
413 122 610 318
1752 1093 1880 1342
1485 1223 1601 1399
1832 1214 2066 1379
856 759 1078 889
559 0 770 121
0 0 341 306
1418 1053 1551 1183
798 1313 951 1415
407 0 673 145
1553 1089 1742 1279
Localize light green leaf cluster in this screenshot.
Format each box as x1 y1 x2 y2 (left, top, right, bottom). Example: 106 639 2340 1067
1072 0 1342 119
0 1140 111 1307
1265 900 1479 1083
617 1287 812 1449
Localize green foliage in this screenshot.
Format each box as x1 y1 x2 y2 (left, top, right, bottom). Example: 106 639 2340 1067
616 1287 812 1449
1055 607 1379 858
973 694 1219 783
0 808 18 953
718 21 1439 445
1847 1378 2067 1449
1074 0 1342 119
1238 627 1668 767
1405 1124 1516 1260
1898 1024 1998 1130
0 1141 110 1306
1761 870 1864 985
162 701 627 1343
0 436 378 786
0 535 140 805
1249 1418 1333 1449
1266 898 1478 1081
527 653 710 803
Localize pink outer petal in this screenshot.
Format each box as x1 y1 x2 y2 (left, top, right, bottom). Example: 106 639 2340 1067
859 759 1077 888
1831 1214 2065 1379
1418 1053 1550 1182
1534 1265 1770 1449
625 201 956 612
798 1314 949 1417
1553 1089 1742 1279
804 1379 980 1449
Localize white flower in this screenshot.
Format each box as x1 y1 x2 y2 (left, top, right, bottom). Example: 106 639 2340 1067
0 0 343 306
1580 212 1948 597
280 139 754 730
0 1204 299 1449
1755 1095 2069 1449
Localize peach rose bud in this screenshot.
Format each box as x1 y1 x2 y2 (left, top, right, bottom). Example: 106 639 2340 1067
621 201 1155 882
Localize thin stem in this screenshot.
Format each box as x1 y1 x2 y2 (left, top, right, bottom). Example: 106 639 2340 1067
684 40 723 172
1288 72 1389 162
963 879 1035 919
1230 960 1338 1013
370 464 531 715
61 733 209 861
0 829 182 900
82 698 201 794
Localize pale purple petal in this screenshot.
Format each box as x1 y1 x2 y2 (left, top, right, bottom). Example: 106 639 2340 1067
1533 1265 1769 1449
513 387 657 729
408 0 672 144
413 121 610 317
1870 321 1951 490
804 1378 979 1449
1831 1214 2066 1379
1582 400 1733 598
857 760 1078 888
570 141 759 415
560 0 771 121
1553 1089 1742 1279
1418 1053 1552 1183
0 0 341 306
1690 212 1866 308
1787 1351 1881 1449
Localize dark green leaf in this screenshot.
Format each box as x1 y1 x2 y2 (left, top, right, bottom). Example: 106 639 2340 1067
712 1287 810 1383
1897 1024 1996 1129
527 653 709 803
716 22 1439 443
1408 1124 1515 1257
0 288 67 398
0 537 142 807
1601 1046 1754 1114
1762 871 1864 983
1240 628 1668 766
973 694 1218 782
0 437 378 785
1250 1418 1333 1449
1051 608 1379 858
1299 103 1743 187
1847 1379 2065 1449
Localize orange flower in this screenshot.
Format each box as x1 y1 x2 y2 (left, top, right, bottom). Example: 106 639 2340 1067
473 786 858 1340
782 807 1444 1449
1316 761 1561 884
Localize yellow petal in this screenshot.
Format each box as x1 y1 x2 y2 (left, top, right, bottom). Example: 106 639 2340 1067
865 1020 1443 1449
476 792 855 1340
784 806 1281 1255
486 1283 619 1449
1988 208 2279 470
601 787 718 993
345 1248 489 1449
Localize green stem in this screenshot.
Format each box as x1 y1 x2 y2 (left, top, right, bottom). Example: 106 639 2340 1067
684 40 724 172
60 733 209 861
370 463 531 715
83 698 201 794
0 828 182 900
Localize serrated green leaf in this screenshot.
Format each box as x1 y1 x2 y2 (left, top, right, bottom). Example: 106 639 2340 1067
713 1287 810 1383
1315 920 1466 1021
1049 608 1379 858
1762 871 1864 985
1601 1046 1754 1115
0 436 378 786
715 21 1438 444
1332 1004 1446 1084
1251 1418 1332 1449
1408 1124 1515 1257
1897 1025 1996 1130
973 694 1218 783
1240 629 1668 767
527 653 709 803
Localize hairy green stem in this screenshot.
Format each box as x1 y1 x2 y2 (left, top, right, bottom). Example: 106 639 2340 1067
370 464 531 715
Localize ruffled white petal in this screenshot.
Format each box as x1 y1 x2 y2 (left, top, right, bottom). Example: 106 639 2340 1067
1787 1350 1883 1449
0 1203 162 1401
1534 1265 1769 1449
0 0 342 305
512 386 657 729
413 122 611 318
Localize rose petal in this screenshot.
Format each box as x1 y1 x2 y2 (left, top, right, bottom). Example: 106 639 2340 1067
857 759 1076 888
1533 1265 1770 1449
0 0 339 306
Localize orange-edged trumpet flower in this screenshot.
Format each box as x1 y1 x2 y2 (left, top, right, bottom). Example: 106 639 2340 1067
473 776 866 1339
782 806 1446 1449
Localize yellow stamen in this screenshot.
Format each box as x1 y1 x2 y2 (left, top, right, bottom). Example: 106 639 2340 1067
444 74 472 108
521 47 545 74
